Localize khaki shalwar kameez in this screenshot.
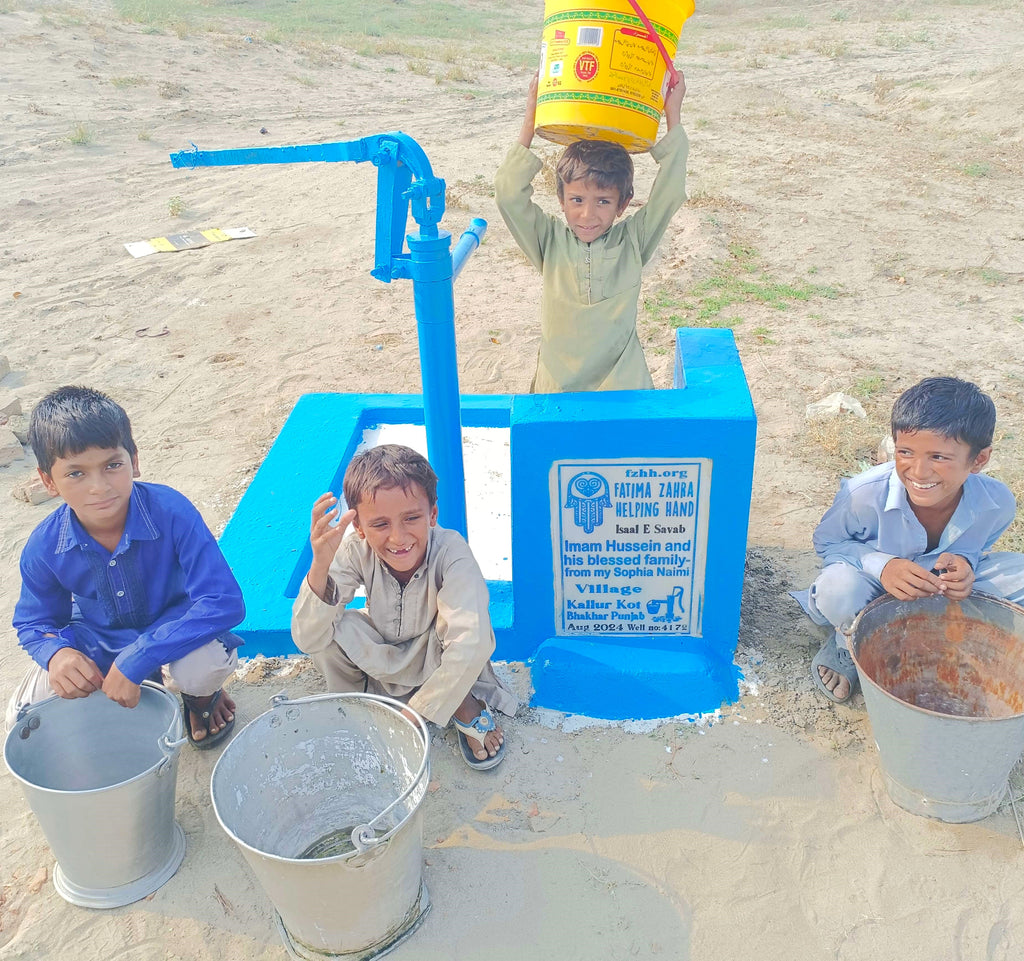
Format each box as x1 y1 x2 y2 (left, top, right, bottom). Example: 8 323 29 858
494 124 689 392
291 526 516 726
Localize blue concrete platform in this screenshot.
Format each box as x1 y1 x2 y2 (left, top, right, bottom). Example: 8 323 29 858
219 329 756 719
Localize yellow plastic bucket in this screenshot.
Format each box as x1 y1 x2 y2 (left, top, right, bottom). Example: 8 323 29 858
535 0 695 153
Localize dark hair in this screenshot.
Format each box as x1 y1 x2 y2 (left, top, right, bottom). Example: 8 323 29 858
891 376 995 458
29 386 137 475
556 139 634 205
343 444 438 511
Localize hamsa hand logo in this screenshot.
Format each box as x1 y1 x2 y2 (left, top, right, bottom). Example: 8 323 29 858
565 472 611 534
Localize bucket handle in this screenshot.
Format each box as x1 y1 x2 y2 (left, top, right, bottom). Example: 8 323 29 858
149 680 188 773
14 692 62 725
157 731 189 773
12 680 187 772
268 690 431 851
624 0 680 88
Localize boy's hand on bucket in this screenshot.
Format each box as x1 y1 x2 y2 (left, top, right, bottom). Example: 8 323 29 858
102 663 142 708
664 71 686 131
880 557 944 600
47 647 104 699
934 553 975 600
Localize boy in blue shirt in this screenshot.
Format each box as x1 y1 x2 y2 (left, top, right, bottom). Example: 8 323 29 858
8 386 245 748
795 377 1024 703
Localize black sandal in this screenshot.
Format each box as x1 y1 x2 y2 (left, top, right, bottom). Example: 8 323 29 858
181 689 235 750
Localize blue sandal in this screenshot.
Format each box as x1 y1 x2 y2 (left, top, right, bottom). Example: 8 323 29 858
453 702 506 771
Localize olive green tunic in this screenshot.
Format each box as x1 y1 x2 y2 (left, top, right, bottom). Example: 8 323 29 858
495 125 689 392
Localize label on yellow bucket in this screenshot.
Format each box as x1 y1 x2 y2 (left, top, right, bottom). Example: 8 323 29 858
535 1 694 153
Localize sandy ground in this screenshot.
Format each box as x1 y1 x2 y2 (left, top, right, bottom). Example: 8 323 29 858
3 0 1024 957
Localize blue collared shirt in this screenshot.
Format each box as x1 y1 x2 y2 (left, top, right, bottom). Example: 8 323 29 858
14 481 245 683
811 461 1015 578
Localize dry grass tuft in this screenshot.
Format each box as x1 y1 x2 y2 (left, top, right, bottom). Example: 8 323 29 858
873 74 896 103
443 63 476 83
445 174 492 212
801 412 888 481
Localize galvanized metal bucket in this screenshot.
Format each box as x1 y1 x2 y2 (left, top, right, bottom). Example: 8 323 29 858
210 692 431 960
3 681 187 907
849 592 1024 823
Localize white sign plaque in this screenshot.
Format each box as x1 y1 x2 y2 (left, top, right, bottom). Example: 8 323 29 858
551 459 711 636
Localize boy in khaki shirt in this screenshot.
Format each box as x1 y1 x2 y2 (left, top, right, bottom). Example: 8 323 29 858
291 444 516 769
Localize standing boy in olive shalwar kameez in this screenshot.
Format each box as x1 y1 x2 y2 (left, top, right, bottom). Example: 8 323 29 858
494 72 688 392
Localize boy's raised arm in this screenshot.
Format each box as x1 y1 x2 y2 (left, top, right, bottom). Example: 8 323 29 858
664 72 686 131
291 493 362 656
517 72 539 148
306 492 356 602
495 74 554 273
630 69 689 262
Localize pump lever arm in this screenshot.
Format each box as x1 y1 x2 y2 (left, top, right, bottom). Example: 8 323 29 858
169 132 447 283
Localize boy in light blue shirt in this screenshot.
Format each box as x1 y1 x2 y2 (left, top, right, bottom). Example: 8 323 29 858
793 377 1024 703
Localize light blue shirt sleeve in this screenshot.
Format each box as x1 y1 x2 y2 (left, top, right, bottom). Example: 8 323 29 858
811 471 896 578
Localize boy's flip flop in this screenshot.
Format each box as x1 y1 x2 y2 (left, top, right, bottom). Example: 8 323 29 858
453 702 506 771
811 634 860 704
181 689 235 750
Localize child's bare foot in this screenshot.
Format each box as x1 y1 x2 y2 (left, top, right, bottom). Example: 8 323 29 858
182 689 236 746
453 693 503 761
811 635 859 704
817 665 852 701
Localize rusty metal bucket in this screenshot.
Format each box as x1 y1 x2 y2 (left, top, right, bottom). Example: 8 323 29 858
849 592 1024 822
